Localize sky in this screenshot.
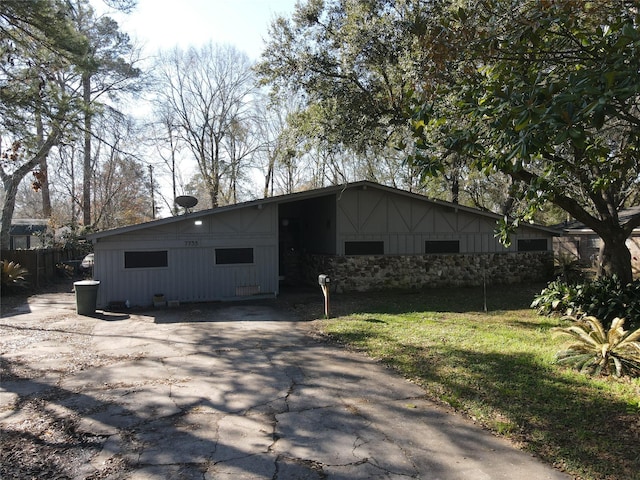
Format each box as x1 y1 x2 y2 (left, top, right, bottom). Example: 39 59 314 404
106 0 299 59
95 0 301 211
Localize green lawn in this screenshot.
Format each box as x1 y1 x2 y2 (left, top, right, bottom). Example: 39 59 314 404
311 284 640 480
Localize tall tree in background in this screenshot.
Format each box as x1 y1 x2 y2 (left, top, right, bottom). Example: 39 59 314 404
257 0 482 200
90 113 150 229
71 0 141 227
409 0 640 283
50 140 82 226
254 97 292 198
0 0 87 249
155 43 256 208
220 115 261 205
257 0 424 153
253 95 316 196
149 106 185 215
0 0 143 248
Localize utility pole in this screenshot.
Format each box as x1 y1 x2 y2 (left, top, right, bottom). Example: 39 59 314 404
170 124 178 216
171 148 177 216
148 164 155 220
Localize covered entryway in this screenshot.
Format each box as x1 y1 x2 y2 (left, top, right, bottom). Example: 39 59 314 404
278 195 336 286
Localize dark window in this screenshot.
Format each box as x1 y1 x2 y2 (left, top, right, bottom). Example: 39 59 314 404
344 241 384 255
124 251 168 268
425 240 460 254
216 247 254 264
517 239 548 251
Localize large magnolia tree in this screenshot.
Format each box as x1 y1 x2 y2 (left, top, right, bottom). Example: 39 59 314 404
410 0 640 283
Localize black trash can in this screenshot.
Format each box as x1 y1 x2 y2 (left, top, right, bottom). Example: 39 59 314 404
74 280 100 315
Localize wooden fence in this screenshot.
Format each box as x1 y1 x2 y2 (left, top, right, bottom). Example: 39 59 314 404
1 249 87 288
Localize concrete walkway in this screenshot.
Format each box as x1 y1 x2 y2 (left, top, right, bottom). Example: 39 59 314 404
0 293 571 479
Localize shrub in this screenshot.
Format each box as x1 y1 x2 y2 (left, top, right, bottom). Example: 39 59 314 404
574 276 640 330
532 276 640 330
553 252 587 283
552 316 640 377
1 260 29 289
530 280 582 316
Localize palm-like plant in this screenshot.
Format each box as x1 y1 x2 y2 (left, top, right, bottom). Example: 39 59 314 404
553 252 586 283
552 316 640 377
1 260 29 288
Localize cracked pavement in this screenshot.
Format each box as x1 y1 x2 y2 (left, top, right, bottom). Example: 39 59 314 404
0 293 571 479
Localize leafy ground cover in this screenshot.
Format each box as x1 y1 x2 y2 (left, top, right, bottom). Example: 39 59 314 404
301 284 640 480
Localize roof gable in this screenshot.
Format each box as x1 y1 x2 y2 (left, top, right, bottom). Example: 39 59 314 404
87 181 558 240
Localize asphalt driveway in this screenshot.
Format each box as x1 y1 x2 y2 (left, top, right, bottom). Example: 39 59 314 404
0 292 571 479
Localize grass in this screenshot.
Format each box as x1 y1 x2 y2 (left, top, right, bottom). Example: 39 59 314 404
309 284 640 480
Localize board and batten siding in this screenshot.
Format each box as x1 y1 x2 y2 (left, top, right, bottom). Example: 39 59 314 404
335 187 551 254
92 204 278 308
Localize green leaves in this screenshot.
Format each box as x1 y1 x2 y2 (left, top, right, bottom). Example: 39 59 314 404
494 216 516 248
552 316 640 377
259 0 432 153
408 0 640 280
533 276 640 332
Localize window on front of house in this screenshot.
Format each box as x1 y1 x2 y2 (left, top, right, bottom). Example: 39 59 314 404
344 241 384 255
11 236 28 249
124 250 168 268
425 240 460 254
517 239 548 251
215 247 254 265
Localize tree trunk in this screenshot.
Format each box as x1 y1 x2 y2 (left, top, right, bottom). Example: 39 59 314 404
450 173 459 205
264 152 274 198
0 177 19 250
553 195 634 284
39 158 51 217
449 155 460 205
70 150 77 226
598 232 633 284
36 110 52 217
208 184 219 208
82 72 92 226
206 140 220 208
0 131 60 249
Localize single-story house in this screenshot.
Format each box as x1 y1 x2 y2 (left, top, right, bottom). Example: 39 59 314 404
87 181 558 308
555 206 640 276
9 219 48 249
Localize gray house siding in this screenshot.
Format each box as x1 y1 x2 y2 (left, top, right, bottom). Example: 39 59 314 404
88 181 557 308
92 204 278 308
334 186 549 255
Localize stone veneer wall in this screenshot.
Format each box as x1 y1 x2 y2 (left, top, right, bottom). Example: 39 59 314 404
302 252 554 293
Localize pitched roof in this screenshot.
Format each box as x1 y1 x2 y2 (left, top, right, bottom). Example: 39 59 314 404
9 224 47 235
9 219 48 235
561 206 640 233
88 180 559 240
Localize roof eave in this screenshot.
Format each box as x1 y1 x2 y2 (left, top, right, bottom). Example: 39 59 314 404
87 180 561 240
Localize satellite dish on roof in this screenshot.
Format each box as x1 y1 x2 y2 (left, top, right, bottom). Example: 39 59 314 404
175 195 198 213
